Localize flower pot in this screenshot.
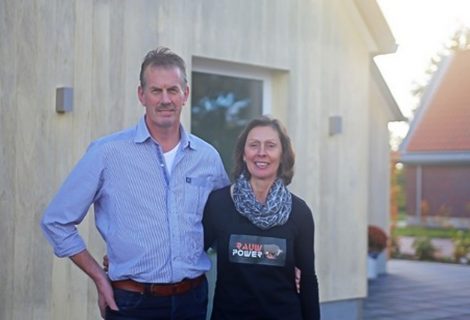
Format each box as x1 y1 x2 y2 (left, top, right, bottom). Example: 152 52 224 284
367 255 378 279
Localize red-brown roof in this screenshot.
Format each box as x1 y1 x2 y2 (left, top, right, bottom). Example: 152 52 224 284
406 49 470 152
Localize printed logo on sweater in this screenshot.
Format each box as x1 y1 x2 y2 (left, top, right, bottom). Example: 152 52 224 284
229 234 286 266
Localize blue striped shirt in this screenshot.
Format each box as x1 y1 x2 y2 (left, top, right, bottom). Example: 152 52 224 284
41 117 230 283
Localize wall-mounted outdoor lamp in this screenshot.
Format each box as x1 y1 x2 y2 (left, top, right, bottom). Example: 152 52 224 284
56 87 73 113
329 115 342 136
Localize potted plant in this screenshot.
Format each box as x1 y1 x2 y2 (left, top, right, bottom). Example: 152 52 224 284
367 225 387 279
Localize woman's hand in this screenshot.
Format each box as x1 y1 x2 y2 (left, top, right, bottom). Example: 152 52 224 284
102 255 109 272
295 267 301 293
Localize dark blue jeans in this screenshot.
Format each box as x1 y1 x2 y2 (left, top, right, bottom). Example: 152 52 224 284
105 278 208 320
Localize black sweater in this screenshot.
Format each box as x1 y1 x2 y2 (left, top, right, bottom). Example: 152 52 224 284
203 186 320 320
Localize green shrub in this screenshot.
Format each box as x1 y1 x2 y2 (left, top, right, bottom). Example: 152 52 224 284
452 231 470 263
389 234 401 258
412 237 436 260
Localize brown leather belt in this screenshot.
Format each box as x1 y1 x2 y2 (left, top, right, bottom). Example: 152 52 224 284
111 274 205 296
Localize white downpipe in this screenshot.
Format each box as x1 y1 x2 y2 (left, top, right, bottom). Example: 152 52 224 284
416 165 422 220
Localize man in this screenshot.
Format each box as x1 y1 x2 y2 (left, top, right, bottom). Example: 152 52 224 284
41 47 229 319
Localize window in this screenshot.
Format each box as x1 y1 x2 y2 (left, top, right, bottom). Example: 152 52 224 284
191 58 272 173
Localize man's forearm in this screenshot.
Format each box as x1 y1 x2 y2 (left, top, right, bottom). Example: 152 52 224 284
70 249 109 286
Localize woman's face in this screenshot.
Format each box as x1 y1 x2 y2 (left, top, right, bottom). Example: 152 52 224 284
243 125 282 183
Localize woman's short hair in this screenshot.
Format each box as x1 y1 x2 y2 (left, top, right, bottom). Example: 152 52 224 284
232 115 295 185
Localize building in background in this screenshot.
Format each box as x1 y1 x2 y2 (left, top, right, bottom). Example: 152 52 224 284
0 0 401 319
400 48 470 229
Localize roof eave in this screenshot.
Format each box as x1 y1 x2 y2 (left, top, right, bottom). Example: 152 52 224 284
400 151 470 164
354 0 397 55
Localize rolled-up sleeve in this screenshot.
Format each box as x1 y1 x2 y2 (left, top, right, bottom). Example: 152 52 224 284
40 142 104 257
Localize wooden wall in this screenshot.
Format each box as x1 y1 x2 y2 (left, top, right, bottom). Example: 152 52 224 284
0 0 394 318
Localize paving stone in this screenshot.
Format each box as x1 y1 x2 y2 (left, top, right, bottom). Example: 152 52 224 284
363 259 470 320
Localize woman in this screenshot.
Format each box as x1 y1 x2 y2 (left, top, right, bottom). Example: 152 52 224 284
203 116 320 320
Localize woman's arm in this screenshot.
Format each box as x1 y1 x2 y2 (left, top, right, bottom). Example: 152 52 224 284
294 200 320 320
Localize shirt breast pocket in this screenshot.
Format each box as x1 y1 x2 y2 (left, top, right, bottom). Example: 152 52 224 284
184 176 214 214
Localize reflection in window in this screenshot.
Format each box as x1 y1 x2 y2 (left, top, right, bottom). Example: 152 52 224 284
191 72 263 173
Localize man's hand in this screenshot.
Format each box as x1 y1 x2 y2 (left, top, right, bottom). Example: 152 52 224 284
95 274 118 318
70 250 118 318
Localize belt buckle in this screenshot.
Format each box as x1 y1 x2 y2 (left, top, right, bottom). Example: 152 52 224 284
148 283 162 296
144 283 156 295
147 282 177 296
146 277 201 296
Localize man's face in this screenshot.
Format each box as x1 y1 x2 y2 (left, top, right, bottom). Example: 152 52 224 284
138 65 189 130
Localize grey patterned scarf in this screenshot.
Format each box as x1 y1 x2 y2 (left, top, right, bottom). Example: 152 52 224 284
232 174 292 230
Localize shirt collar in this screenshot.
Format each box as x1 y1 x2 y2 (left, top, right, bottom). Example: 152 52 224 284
134 116 152 143
134 116 196 150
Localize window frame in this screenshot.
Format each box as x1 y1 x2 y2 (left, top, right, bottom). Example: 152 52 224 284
191 57 272 115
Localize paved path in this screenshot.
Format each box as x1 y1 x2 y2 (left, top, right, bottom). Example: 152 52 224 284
364 259 470 320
